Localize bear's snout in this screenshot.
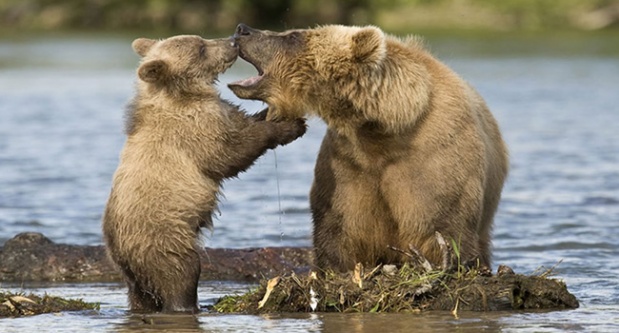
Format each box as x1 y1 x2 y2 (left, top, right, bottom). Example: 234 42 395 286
235 23 257 37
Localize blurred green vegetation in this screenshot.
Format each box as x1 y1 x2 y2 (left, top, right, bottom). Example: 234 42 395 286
0 0 618 35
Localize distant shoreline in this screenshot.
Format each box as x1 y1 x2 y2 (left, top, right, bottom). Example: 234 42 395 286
1 0 617 34
2 29 618 60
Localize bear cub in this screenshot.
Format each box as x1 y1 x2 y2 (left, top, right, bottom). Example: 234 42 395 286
102 35 305 313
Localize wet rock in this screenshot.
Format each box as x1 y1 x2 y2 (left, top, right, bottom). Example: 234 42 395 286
199 247 312 281
0 232 116 282
0 232 312 283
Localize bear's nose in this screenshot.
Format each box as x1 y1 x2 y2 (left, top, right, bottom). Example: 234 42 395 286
235 23 254 37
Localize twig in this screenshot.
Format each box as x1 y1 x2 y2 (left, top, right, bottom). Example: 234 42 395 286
258 276 280 309
451 297 460 319
408 244 434 273
387 245 433 273
364 264 383 280
387 245 414 258
353 263 364 289
435 231 452 272
539 259 564 278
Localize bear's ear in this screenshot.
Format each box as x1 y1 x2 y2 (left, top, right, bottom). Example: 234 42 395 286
132 38 157 57
137 59 169 83
351 26 386 64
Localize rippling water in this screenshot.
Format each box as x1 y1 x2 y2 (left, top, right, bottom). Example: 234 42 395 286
1 32 618 332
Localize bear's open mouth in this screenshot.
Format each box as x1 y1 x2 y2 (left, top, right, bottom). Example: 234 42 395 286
230 52 264 87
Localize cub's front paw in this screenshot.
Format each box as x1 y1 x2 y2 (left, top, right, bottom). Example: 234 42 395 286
275 118 307 146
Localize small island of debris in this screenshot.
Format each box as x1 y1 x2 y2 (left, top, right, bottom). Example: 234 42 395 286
213 262 579 314
0 291 100 318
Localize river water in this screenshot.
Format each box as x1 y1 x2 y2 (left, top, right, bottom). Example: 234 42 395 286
1 32 618 332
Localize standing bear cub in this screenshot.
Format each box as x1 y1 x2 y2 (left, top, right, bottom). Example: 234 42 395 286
103 35 306 313
229 24 509 272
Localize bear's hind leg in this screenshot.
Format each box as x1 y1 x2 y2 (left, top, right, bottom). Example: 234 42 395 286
159 253 201 313
161 283 199 313
126 275 161 312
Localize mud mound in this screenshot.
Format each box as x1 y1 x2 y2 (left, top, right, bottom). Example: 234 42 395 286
213 263 579 313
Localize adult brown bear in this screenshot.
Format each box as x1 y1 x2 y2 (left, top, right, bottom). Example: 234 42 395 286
229 24 509 272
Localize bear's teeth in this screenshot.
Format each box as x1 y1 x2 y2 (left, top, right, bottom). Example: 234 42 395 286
232 76 261 87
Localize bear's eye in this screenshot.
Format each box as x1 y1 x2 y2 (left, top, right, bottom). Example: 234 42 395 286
285 31 304 47
198 44 206 58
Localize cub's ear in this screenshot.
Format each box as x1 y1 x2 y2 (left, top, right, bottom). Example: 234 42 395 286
351 26 386 64
132 38 157 57
137 59 169 83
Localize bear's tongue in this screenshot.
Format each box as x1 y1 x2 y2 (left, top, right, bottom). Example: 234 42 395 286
231 75 262 87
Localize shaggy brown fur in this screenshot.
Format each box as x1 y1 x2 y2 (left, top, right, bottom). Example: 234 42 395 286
229 24 509 272
103 35 306 313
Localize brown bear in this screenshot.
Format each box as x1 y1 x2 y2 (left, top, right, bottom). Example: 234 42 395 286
229 24 509 272
102 35 306 313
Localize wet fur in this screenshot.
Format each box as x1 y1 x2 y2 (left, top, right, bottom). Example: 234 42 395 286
230 25 509 272
103 35 305 312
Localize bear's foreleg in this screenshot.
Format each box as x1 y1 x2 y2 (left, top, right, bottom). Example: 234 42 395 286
312 211 354 272
214 114 306 179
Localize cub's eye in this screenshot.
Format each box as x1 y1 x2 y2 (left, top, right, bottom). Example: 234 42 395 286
198 44 206 57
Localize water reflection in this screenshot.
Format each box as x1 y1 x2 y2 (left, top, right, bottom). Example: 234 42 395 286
317 312 505 333
198 313 322 333
112 310 594 333
117 313 205 332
